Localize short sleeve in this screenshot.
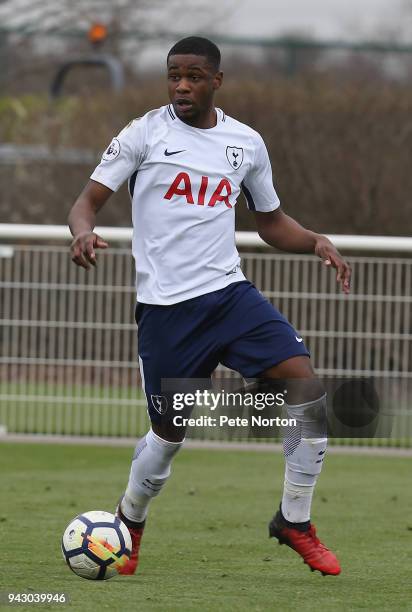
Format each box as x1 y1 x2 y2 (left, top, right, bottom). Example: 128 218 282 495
90 118 147 192
241 133 280 212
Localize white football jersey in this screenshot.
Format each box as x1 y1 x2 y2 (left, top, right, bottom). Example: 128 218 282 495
90 105 280 305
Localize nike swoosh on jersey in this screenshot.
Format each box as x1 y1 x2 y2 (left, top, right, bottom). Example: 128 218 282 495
164 149 185 156
226 265 240 276
295 336 304 342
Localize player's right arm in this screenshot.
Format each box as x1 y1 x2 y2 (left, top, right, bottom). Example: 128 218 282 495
69 116 146 269
68 180 112 269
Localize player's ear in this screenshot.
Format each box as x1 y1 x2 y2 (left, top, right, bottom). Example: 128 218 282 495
213 71 223 90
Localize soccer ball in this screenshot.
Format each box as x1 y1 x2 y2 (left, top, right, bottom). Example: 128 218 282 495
61 510 132 580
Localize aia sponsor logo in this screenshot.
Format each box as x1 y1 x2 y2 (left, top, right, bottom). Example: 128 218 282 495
164 172 233 208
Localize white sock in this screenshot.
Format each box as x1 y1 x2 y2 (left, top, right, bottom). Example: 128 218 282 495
281 464 318 523
121 429 183 523
281 394 328 524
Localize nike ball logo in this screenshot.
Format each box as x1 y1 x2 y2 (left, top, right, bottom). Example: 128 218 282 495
164 149 185 156
295 336 303 343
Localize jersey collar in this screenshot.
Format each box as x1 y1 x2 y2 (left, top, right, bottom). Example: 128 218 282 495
167 105 225 130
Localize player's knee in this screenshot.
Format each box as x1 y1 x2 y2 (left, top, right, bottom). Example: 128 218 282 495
285 393 327 425
151 420 186 443
261 356 324 404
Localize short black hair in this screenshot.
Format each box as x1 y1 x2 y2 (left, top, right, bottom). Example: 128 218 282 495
167 36 221 71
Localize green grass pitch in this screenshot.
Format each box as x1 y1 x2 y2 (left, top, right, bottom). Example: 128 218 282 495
0 443 411 611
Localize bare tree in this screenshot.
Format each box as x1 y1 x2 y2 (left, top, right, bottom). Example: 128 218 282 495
0 0 225 91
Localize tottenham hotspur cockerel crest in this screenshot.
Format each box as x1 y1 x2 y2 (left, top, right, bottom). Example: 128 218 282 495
226 146 244 170
150 394 168 415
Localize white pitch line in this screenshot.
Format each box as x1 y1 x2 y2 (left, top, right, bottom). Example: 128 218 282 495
0 433 411 457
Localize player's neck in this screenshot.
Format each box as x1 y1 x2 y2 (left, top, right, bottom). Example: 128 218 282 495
180 107 217 130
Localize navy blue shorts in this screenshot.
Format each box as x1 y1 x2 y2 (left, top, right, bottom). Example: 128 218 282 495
136 281 309 423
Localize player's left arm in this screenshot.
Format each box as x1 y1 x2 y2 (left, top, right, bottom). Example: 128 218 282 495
253 208 351 294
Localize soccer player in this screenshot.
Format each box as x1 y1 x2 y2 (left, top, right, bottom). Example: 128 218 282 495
69 36 351 577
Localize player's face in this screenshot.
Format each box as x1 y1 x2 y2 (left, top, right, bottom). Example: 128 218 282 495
167 54 223 126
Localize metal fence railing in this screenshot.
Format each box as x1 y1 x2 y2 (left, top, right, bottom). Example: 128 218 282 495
0 225 411 446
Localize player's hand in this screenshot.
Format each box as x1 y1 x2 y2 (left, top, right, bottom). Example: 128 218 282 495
314 236 351 294
70 231 109 269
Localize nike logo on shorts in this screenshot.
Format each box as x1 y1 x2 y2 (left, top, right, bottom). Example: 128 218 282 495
164 149 185 156
295 336 303 342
